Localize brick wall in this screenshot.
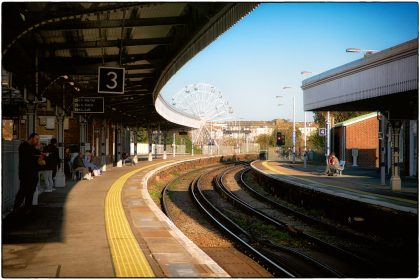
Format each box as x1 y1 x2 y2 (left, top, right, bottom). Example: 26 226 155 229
345 117 379 168
65 118 80 145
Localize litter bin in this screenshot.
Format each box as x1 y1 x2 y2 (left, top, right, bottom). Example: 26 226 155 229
259 150 267 160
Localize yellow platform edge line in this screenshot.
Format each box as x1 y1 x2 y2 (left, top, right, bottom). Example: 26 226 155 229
108 170 156 277
105 162 170 277
261 161 417 205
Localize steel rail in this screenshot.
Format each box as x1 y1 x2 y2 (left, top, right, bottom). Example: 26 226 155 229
215 164 374 269
239 168 381 244
190 169 296 277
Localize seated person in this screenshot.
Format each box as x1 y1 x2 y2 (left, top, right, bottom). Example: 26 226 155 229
83 151 102 176
72 152 91 180
326 152 341 175
121 151 135 165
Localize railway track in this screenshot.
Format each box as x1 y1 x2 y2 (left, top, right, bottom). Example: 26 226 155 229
221 163 413 277
158 162 415 277
215 165 375 264
160 164 273 278
191 170 342 277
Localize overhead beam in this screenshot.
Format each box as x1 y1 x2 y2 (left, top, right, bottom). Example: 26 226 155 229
39 16 188 30
44 63 155 75
42 37 174 50
126 73 155 78
41 53 161 67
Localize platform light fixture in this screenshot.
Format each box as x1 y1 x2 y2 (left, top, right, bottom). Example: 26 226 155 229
300 71 313 168
346 48 378 56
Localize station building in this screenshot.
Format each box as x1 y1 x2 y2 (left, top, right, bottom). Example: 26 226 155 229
302 39 418 190
333 112 379 168
1 2 257 211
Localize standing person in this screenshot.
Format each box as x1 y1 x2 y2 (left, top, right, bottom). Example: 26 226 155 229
64 147 72 180
47 138 60 187
14 133 41 213
42 144 55 192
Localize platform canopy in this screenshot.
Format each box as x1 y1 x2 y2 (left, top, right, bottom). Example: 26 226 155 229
302 39 418 120
2 2 257 128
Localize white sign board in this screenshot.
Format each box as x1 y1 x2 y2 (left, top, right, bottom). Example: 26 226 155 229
319 128 326 137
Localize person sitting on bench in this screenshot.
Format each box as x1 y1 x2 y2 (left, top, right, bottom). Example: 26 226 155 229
326 152 341 176
121 151 135 165
72 152 91 180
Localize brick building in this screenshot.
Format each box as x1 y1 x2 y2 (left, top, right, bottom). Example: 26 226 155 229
333 112 379 168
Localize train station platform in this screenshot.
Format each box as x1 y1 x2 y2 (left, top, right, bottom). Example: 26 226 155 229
2 157 229 278
251 160 418 214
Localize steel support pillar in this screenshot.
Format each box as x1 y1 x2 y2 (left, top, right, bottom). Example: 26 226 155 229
116 125 122 167
390 120 402 191
380 114 386 185
163 131 167 160
154 129 159 159
79 115 87 154
101 119 107 172
55 112 66 187
172 132 176 157
133 127 138 164
148 129 153 161
26 103 36 137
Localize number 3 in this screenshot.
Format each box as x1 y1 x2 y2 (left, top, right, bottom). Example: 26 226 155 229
106 71 118 89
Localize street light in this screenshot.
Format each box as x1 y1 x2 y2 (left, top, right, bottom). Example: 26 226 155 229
301 71 313 168
300 70 312 76
346 48 378 56
280 87 296 163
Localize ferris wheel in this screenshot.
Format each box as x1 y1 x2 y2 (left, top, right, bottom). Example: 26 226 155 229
171 83 233 146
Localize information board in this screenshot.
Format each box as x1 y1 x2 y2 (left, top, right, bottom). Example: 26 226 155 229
98 67 125 94
73 97 104 113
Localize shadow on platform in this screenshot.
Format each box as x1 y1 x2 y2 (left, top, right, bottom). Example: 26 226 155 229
2 180 78 244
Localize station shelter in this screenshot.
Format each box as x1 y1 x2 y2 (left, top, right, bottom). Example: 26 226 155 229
302 39 418 190
1 2 257 211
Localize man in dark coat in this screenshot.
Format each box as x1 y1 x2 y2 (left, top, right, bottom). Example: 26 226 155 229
14 132 41 212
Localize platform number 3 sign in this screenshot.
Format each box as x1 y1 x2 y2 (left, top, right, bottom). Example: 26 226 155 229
98 67 125 94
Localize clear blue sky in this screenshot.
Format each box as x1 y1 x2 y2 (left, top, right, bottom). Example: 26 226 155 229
160 2 418 122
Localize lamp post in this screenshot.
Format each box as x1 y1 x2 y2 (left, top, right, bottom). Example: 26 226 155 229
301 70 313 168
239 118 244 154
346 48 378 57
281 86 296 163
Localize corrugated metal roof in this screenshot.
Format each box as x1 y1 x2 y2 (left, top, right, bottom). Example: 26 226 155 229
106 28 123 40
2 2 258 128
54 49 72 57
86 48 102 57
131 26 171 39
104 47 119 56
82 29 100 42
126 69 153 75
40 30 66 43
125 45 155 55
139 3 187 18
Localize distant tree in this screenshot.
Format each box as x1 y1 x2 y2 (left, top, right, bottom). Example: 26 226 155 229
137 128 149 143
255 134 272 150
310 111 369 152
307 133 324 152
313 111 368 127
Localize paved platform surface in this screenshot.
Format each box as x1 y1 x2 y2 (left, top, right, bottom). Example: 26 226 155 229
252 160 418 214
2 156 229 278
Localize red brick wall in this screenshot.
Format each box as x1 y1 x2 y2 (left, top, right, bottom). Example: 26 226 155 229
345 117 379 168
